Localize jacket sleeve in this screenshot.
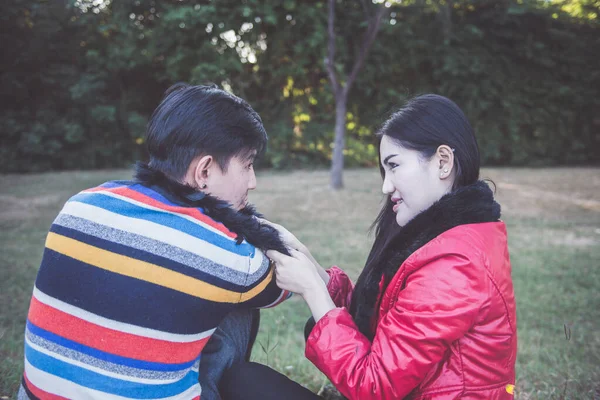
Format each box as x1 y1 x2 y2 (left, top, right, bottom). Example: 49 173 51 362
305 254 487 400
326 266 355 309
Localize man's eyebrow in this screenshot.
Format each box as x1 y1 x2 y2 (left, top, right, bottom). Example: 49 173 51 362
383 154 397 165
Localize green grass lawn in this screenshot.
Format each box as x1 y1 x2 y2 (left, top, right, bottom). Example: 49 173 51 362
1 168 599 399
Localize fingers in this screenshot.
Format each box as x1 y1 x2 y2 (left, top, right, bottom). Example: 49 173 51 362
290 248 303 257
257 217 280 229
290 249 310 262
289 249 302 260
266 249 287 263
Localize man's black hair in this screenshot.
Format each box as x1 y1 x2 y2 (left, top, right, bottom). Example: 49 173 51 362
145 82 267 180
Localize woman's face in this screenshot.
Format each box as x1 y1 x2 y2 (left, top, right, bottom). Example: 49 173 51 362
379 135 454 227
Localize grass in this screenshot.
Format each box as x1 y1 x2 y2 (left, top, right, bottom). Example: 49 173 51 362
1 167 599 399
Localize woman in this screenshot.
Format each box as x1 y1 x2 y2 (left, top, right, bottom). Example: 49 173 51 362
221 94 517 400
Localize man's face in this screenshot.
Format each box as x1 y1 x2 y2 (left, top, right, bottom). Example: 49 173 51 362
206 152 257 210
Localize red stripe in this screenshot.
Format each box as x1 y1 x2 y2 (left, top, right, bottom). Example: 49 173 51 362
91 186 237 238
23 371 69 400
274 290 292 308
28 296 209 364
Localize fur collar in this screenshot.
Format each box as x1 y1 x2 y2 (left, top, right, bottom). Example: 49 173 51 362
350 180 501 340
133 162 289 256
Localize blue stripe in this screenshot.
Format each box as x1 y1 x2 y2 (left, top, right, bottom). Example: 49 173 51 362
36 247 235 334
49 224 254 293
25 343 199 398
88 181 200 211
69 192 255 257
26 321 196 372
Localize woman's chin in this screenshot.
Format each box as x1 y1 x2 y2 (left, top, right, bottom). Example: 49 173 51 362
395 213 408 227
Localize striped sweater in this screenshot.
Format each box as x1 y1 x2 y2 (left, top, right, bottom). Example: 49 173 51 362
20 179 290 399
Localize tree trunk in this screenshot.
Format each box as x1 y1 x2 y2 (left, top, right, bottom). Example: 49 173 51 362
440 0 453 40
330 94 347 189
326 0 386 190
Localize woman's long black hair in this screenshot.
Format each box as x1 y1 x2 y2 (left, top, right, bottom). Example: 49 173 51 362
349 94 482 339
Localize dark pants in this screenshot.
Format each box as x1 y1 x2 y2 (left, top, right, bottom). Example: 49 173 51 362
219 361 321 400
216 316 322 400
198 309 260 400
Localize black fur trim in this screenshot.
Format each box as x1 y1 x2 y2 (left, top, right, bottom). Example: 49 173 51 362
133 162 290 256
350 180 501 340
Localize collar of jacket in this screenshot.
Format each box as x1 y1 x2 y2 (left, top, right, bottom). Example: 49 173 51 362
133 162 289 255
350 180 501 339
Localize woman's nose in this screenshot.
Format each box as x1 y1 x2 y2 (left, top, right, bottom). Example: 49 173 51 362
382 174 394 195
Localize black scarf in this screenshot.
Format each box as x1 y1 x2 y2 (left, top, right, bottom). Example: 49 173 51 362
350 180 501 340
133 162 290 256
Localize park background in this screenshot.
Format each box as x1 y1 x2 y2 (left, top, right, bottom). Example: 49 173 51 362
1 0 599 398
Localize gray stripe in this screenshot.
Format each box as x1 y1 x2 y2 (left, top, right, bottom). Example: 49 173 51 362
54 213 270 286
26 327 189 381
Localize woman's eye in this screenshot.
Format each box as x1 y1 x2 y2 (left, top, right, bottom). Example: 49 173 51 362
388 162 398 170
247 163 254 169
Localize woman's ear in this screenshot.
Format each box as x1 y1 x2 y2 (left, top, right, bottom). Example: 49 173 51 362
437 145 455 180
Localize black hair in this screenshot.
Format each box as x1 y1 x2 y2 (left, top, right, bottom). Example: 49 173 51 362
145 83 268 180
370 94 480 254
350 94 482 336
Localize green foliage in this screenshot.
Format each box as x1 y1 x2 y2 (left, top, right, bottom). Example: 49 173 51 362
0 0 598 172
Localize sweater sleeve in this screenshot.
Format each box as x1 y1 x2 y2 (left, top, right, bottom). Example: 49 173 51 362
305 254 487 400
238 254 292 309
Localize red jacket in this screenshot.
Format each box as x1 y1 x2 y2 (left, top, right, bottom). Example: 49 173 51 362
306 222 517 399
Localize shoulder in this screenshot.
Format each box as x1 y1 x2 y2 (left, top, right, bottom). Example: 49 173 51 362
61 181 251 250
407 222 508 270
389 222 509 301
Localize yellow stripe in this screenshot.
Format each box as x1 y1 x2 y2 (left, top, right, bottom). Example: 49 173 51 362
46 232 272 303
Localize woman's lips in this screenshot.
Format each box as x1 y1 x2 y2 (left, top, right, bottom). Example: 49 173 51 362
392 198 403 212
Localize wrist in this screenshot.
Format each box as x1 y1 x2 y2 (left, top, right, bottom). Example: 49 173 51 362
305 286 336 322
302 278 328 299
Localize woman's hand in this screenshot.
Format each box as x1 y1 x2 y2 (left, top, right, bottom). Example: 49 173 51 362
260 218 330 284
267 249 336 322
258 218 304 251
266 249 320 296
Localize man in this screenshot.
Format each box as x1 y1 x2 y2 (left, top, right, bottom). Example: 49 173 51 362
19 83 290 399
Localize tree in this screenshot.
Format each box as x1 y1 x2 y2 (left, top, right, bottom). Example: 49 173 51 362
326 0 387 189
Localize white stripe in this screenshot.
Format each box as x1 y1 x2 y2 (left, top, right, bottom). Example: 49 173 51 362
24 358 129 400
24 359 202 400
91 190 268 276
53 213 270 287
33 287 216 343
25 337 185 385
61 201 265 275
169 384 202 400
90 190 231 240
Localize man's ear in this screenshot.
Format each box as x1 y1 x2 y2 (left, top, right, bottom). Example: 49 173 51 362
436 145 455 180
193 155 213 188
